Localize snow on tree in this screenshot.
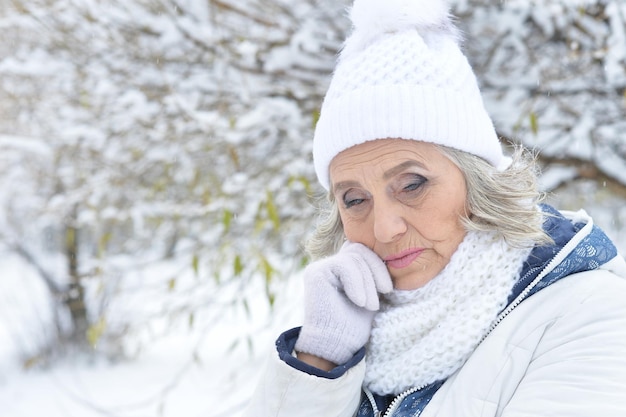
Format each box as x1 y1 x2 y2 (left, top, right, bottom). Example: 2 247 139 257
457 0 626 245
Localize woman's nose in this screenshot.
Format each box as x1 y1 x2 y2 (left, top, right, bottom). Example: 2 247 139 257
373 200 407 243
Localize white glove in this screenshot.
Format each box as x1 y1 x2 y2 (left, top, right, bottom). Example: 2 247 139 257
295 241 393 365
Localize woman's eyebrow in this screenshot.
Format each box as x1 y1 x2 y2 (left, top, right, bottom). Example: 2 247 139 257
332 180 361 194
383 160 427 180
332 160 427 192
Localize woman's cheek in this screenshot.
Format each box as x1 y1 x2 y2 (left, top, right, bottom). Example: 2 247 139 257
343 218 374 246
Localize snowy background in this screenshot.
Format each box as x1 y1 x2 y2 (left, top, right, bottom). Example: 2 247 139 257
0 0 625 416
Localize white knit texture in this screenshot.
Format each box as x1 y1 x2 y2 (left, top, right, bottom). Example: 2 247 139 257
344 0 453 59
364 231 532 395
313 0 508 190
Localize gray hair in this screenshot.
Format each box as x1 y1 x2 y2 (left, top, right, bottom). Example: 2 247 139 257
305 144 552 260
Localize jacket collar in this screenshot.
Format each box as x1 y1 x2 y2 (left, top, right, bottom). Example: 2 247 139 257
508 204 619 306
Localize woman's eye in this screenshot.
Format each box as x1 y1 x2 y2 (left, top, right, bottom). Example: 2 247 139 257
345 198 364 208
401 175 427 192
342 190 367 208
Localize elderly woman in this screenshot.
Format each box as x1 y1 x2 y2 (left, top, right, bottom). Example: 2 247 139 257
244 0 626 416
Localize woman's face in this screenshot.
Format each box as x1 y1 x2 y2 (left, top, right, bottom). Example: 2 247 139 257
329 139 468 290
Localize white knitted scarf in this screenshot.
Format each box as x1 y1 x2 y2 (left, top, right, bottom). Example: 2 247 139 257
364 231 532 395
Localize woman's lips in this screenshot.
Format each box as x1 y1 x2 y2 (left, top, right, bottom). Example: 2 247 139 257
383 248 424 269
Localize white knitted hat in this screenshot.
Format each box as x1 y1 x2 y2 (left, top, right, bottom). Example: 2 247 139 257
313 0 510 190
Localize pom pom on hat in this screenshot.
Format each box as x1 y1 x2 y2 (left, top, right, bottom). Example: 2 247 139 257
351 0 449 32
342 0 454 61
313 0 509 190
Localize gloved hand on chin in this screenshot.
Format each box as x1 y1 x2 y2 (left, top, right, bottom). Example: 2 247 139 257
295 241 393 366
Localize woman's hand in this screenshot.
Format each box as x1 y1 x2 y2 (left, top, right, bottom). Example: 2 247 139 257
295 241 393 368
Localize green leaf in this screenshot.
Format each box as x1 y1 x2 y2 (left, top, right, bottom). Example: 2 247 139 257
233 255 243 276
192 254 199 276
267 291 276 308
259 256 276 308
260 256 274 283
254 201 266 233
288 175 312 196
266 190 280 230
529 111 539 135
222 209 232 233
254 216 265 233
65 227 76 248
98 232 112 257
312 109 321 128
86 317 107 348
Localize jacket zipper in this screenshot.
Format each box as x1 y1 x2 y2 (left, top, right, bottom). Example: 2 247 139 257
484 219 590 340
364 385 425 417
364 223 585 417
382 385 424 417
363 386 381 416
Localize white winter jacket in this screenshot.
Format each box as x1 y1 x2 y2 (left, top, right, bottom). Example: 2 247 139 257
244 210 626 416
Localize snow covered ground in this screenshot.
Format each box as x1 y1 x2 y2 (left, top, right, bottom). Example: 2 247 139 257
0 253 304 417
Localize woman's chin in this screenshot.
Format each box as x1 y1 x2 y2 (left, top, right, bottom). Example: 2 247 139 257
390 268 436 291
